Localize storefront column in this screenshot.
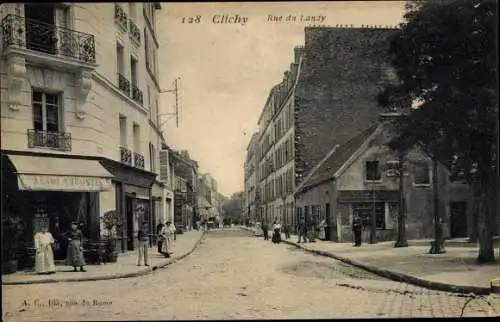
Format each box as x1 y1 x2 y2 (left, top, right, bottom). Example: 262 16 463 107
89 192 100 240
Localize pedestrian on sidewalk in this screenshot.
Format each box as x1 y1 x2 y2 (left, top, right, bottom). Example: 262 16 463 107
160 221 174 258
156 223 165 254
137 222 149 266
262 221 269 240
34 225 56 274
352 213 362 247
283 223 291 239
297 217 307 243
272 219 281 244
64 222 86 272
169 221 176 241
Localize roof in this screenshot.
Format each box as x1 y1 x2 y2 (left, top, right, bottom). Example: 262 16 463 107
299 124 379 192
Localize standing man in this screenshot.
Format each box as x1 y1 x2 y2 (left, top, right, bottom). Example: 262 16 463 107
352 212 362 247
137 222 149 266
297 217 306 243
261 221 269 241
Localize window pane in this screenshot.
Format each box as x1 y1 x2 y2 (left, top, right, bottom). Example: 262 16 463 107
414 163 430 184
366 161 381 181
45 93 59 106
32 90 42 103
46 104 59 132
33 102 43 130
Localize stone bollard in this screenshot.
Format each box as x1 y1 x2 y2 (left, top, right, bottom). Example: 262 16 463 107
491 278 500 294
489 278 500 316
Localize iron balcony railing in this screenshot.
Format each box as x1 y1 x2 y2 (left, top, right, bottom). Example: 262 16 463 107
27 129 72 151
114 4 128 31
129 19 141 44
118 73 131 96
120 147 132 165
2 14 96 64
134 152 145 169
131 84 143 105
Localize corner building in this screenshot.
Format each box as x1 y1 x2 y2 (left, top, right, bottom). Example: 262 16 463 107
0 3 165 259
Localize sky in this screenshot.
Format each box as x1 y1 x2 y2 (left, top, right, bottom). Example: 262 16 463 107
157 1 406 197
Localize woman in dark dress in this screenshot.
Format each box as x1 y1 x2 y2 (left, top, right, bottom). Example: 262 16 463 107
64 222 86 272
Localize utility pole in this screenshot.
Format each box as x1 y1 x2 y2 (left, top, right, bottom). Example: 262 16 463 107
159 77 181 129
395 153 408 247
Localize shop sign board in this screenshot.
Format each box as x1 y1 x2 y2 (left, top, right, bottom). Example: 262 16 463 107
18 174 112 192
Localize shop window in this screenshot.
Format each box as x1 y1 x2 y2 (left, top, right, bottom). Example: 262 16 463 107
365 161 381 181
352 202 386 229
414 162 430 185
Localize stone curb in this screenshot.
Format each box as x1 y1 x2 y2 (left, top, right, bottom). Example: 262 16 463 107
2 232 206 285
240 227 490 296
281 239 490 295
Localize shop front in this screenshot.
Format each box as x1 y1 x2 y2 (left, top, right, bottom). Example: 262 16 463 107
100 159 156 252
1 153 113 266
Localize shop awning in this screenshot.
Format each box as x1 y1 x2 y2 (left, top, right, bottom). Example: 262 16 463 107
8 155 114 192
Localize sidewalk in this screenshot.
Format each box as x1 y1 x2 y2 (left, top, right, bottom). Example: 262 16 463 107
241 226 500 295
2 230 205 285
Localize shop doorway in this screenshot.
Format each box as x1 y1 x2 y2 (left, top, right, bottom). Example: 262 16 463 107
450 202 467 238
126 196 134 250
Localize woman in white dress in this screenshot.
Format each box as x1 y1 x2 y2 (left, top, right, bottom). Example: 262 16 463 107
34 227 56 274
161 221 174 258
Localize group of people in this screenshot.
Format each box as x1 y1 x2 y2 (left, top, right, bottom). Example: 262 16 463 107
260 219 291 244
34 221 87 275
154 222 176 259
34 219 181 274
259 212 364 247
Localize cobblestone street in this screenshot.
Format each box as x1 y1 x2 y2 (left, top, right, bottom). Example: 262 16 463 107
2 229 498 321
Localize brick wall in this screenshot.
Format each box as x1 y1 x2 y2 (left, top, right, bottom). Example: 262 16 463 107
294 27 397 185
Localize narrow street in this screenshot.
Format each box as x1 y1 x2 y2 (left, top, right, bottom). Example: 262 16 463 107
2 229 495 320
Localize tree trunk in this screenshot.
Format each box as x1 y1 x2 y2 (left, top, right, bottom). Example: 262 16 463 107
395 154 408 247
429 156 446 254
476 173 495 263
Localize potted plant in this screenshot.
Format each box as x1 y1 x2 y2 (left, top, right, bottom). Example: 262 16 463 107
102 210 120 263
2 214 23 275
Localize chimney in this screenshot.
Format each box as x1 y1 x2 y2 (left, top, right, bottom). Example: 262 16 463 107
293 46 304 64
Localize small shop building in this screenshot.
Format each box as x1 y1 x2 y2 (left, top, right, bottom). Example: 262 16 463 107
294 121 474 243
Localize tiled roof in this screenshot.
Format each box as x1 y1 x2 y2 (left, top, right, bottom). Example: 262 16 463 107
299 124 378 192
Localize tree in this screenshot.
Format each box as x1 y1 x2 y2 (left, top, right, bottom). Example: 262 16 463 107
379 0 498 261
222 192 245 224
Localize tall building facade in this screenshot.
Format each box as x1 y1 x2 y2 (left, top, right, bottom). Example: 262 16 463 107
171 150 198 231
251 26 397 229
0 3 165 257
243 132 260 225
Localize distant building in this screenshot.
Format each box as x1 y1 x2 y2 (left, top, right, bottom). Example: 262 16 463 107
171 150 198 230
243 132 260 225
295 117 473 242
197 173 224 225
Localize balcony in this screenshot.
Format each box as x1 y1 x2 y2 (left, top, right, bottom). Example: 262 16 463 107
131 84 143 105
27 129 72 151
120 147 132 165
114 4 128 31
2 14 96 64
134 152 145 169
129 19 141 45
118 73 131 96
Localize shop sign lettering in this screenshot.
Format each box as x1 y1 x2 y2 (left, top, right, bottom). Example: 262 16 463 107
19 174 112 192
